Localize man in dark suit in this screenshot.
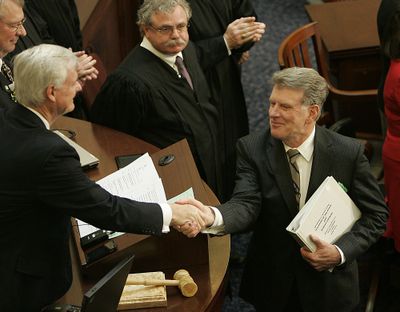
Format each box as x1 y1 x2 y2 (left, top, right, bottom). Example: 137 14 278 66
0 44 205 312
0 0 27 110
178 67 388 311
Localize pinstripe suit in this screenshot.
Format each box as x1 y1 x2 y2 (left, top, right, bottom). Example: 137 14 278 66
218 126 388 311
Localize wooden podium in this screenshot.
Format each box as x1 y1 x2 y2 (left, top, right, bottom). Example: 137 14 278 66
52 117 230 311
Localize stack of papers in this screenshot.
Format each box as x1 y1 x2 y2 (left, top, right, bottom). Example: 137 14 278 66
286 176 361 252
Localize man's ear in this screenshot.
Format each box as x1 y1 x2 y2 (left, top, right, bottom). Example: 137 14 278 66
46 85 56 103
308 104 320 122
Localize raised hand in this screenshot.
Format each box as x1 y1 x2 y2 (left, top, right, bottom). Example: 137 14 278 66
74 51 99 82
300 234 341 271
223 17 266 50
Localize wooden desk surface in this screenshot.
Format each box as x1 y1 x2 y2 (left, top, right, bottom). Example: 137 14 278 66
52 117 230 312
305 0 380 53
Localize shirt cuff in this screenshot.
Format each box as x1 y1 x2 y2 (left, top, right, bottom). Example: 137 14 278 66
201 206 225 235
335 245 346 265
160 203 172 233
223 36 232 56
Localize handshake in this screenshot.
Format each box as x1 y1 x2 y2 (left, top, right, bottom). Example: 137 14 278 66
170 198 215 238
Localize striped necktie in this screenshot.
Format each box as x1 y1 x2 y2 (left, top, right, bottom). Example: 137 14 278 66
287 149 301 207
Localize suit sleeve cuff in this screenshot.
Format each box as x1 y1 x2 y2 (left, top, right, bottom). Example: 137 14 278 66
223 36 232 56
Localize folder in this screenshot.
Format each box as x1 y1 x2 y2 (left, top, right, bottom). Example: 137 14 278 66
286 176 361 252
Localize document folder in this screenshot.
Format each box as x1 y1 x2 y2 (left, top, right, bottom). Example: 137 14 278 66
286 176 361 252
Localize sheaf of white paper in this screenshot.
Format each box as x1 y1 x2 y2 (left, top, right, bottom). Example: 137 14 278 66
286 176 361 252
76 153 167 238
167 187 194 204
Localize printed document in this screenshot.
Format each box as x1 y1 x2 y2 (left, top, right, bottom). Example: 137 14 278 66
286 176 361 252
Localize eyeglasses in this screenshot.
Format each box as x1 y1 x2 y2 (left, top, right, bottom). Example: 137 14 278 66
2 17 26 33
148 23 190 35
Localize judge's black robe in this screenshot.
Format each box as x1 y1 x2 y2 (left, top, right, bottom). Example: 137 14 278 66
90 43 223 199
187 0 258 200
25 0 82 51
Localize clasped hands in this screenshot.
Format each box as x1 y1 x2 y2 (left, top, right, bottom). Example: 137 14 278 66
224 16 266 50
170 198 215 238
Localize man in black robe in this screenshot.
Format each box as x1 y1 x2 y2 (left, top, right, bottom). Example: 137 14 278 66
187 0 265 199
90 0 224 200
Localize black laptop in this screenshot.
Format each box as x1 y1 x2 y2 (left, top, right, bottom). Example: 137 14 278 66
43 255 134 312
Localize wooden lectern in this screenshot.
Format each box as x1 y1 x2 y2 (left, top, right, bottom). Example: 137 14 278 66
52 117 229 312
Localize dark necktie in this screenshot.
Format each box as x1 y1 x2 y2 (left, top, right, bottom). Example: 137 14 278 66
1 62 13 83
287 149 301 207
175 56 193 89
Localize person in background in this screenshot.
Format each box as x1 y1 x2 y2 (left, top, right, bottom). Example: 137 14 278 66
90 0 224 201
377 0 399 136
380 3 400 252
0 44 206 312
5 0 97 118
178 67 388 312
0 0 26 110
187 0 265 201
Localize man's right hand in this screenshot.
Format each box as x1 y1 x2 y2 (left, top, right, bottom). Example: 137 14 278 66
173 198 215 237
170 203 207 237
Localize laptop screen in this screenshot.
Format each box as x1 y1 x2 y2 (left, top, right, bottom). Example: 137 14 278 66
81 255 134 312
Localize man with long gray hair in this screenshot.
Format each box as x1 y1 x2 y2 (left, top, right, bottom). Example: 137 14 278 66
179 67 388 311
0 44 206 312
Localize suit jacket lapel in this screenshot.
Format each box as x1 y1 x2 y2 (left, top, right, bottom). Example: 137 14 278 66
266 134 299 217
306 126 334 201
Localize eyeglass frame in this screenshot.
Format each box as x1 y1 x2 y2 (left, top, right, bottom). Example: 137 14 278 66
147 22 190 36
1 17 26 33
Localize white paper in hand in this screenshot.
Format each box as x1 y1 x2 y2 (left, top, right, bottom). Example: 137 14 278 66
286 176 361 252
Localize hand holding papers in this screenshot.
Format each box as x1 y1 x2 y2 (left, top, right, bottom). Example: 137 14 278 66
286 176 361 252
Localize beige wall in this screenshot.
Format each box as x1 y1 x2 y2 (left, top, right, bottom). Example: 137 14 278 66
75 0 99 29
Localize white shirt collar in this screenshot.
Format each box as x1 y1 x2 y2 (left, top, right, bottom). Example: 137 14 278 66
24 105 50 130
140 36 183 73
283 126 315 162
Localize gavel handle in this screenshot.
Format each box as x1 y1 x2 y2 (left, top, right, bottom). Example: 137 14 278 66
126 279 180 286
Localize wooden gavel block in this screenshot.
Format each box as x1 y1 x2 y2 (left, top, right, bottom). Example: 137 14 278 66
126 269 198 297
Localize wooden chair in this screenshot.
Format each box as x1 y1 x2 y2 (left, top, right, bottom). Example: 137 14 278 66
278 22 379 138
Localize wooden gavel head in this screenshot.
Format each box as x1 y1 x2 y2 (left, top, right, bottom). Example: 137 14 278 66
173 269 198 297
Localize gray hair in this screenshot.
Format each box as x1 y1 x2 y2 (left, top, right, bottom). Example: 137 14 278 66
272 67 329 110
0 0 25 18
137 0 192 26
14 44 78 108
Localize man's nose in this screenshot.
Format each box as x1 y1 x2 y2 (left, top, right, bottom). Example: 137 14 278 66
17 24 27 37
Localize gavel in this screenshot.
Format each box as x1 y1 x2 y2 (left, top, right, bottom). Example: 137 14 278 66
126 269 198 297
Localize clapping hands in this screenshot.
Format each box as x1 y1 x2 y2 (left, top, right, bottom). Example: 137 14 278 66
74 50 99 83
224 16 266 50
170 198 215 238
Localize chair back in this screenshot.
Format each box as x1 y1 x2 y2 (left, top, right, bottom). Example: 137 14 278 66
278 22 329 79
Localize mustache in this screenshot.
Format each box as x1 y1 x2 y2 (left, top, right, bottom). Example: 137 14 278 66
165 38 187 47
